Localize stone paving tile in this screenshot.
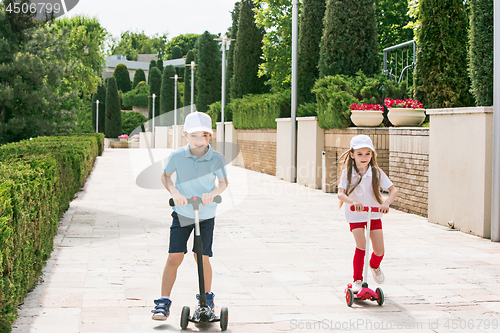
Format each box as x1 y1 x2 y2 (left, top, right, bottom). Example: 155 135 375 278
12 148 500 333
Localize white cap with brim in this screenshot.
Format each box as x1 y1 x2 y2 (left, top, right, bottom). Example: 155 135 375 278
350 134 375 151
183 112 213 134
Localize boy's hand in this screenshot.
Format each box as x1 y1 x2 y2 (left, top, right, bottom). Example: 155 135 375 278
202 192 216 207
352 200 364 212
172 192 188 207
379 203 390 214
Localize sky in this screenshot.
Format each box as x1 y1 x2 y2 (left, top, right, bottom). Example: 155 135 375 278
66 0 237 39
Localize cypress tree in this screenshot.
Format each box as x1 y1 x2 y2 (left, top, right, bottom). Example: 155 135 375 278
184 50 196 108
171 46 182 59
226 1 241 103
113 63 132 93
231 0 266 99
105 77 122 138
132 68 146 89
157 57 164 74
148 67 162 120
319 0 379 78
195 31 221 113
160 65 177 117
147 59 156 84
415 0 473 108
91 83 106 133
469 0 493 106
298 0 326 105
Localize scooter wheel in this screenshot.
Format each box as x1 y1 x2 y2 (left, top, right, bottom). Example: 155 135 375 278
180 306 190 330
346 288 354 307
376 288 384 306
220 307 229 331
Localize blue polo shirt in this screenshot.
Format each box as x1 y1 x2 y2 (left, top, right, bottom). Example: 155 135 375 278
164 144 227 221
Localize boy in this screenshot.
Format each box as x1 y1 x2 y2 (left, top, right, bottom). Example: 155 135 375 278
152 112 228 321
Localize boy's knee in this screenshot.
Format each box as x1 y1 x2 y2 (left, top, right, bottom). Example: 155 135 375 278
167 253 184 267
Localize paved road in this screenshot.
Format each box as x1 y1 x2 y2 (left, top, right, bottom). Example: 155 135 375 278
12 149 500 333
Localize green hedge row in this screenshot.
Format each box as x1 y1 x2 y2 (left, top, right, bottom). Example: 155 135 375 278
0 134 104 333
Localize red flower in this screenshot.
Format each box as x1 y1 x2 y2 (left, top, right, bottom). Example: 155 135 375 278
349 103 383 111
384 98 423 109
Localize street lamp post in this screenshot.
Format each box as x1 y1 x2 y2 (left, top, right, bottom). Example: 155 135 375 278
215 34 235 155
170 74 180 148
291 0 299 183
95 100 99 133
492 1 500 242
186 61 196 113
152 93 156 148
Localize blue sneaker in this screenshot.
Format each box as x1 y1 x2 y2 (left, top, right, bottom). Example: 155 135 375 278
196 292 215 310
151 297 171 321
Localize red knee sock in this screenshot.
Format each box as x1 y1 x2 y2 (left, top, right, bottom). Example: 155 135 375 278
370 252 384 269
353 248 365 281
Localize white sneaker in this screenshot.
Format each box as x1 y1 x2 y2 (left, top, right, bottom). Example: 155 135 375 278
371 266 385 284
352 280 363 293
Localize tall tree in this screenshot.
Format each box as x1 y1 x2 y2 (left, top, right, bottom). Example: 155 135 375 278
160 65 177 117
298 0 326 105
91 83 106 133
148 67 162 120
147 59 156 84
111 31 167 61
113 63 132 93
132 68 146 89
232 0 267 98
105 77 122 138
195 31 221 113
468 0 493 106
415 0 473 108
319 0 379 78
255 0 293 91
183 50 196 108
157 57 164 74
164 34 200 60
171 46 182 59
226 2 241 104
375 0 414 54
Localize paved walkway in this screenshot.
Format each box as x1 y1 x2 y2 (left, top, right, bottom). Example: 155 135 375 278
12 149 500 333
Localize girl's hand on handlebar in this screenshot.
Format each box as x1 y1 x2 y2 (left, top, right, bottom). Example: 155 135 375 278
379 203 390 214
202 192 216 207
352 200 364 212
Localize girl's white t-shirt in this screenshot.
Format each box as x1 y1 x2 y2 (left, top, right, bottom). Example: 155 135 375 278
339 165 393 223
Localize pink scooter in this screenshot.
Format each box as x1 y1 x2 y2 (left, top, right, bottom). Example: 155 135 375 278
345 206 384 307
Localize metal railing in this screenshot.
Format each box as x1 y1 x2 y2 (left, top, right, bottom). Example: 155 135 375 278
383 40 417 87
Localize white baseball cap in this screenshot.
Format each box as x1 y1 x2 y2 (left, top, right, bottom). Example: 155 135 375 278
183 112 213 134
350 134 375 151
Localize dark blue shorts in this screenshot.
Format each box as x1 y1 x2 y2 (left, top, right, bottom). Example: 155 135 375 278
169 211 215 257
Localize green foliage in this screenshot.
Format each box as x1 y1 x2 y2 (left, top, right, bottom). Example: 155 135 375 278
121 112 147 135
298 0 326 105
232 91 291 129
312 73 406 129
122 83 149 107
132 68 146 89
91 83 106 133
375 0 414 55
164 34 200 60
319 0 379 78
171 46 182 59
255 0 295 91
415 0 473 108
207 101 233 128
113 63 132 93
105 77 122 138
297 103 318 117
183 50 196 108
148 67 162 119
74 100 94 134
156 57 164 74
148 59 157 84
195 31 221 113
110 31 167 61
0 134 102 333
226 2 241 104
160 65 178 119
468 0 493 106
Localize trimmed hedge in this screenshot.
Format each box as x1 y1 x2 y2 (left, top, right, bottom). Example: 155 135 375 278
0 134 103 333
231 91 291 129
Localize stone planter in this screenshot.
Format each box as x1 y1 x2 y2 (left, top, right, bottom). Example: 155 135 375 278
119 138 127 142
350 110 384 127
388 108 426 126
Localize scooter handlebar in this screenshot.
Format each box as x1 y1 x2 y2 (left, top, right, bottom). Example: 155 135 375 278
169 195 222 207
350 205 379 213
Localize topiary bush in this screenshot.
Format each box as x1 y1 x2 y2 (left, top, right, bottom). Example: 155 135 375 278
122 83 149 108
113 63 132 93
121 111 147 135
132 68 146 89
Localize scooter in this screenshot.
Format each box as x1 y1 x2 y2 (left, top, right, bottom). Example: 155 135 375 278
169 195 229 331
345 205 384 307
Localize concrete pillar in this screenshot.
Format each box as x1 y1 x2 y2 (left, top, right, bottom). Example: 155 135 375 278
216 122 224 154
427 107 493 238
225 122 238 166
155 126 169 148
297 117 324 189
139 132 153 149
276 118 294 182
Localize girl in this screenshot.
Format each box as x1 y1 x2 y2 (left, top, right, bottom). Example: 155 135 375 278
337 135 398 293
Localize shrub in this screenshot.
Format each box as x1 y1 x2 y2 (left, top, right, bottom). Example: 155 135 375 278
121 111 147 136
132 68 146 89
122 83 149 107
113 63 132 93
297 103 318 117
232 91 291 129
148 67 162 120
0 134 103 332
207 101 233 129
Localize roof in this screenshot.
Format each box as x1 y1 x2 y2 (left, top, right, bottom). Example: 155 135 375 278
105 55 186 70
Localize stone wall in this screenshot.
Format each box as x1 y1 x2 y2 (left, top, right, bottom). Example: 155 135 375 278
237 129 277 176
389 128 429 217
